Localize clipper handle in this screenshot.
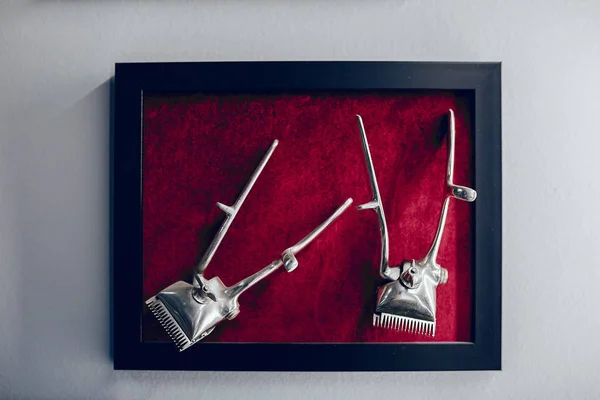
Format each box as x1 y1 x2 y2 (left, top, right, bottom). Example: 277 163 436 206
196 140 279 277
281 197 352 274
447 109 477 203
288 198 353 255
226 198 353 298
355 115 396 281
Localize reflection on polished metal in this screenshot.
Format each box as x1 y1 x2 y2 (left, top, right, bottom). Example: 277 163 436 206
146 140 353 351
446 110 477 203
195 139 279 278
356 116 394 281
357 110 476 337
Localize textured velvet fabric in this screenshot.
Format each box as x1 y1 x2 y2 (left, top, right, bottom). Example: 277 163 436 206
142 91 474 343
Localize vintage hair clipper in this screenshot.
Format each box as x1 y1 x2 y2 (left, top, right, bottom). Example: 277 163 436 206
146 139 353 351
356 110 476 336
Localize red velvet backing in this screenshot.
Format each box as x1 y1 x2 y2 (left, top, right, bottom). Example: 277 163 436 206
141 91 474 343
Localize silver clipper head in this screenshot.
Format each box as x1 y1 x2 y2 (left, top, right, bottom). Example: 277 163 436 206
357 110 476 336
146 139 353 351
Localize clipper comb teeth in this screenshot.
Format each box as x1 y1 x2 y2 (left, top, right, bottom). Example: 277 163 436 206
145 139 352 351
357 110 476 337
147 295 197 351
373 314 435 336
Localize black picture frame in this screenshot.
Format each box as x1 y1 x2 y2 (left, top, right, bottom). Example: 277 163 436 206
112 61 501 371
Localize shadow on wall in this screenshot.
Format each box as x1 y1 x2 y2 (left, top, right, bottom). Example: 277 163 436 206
6 79 113 397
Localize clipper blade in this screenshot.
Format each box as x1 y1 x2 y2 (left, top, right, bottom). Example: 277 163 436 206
146 297 193 351
145 279 220 352
373 313 435 337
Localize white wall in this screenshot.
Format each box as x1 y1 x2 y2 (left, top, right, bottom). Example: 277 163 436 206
1 0 599 399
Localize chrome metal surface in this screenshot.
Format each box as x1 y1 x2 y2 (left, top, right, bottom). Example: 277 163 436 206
358 110 477 336
146 140 352 350
195 139 279 278
447 109 477 203
287 197 353 254
355 115 396 281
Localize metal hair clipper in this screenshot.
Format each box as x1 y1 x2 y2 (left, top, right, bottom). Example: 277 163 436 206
146 139 353 351
356 109 476 336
